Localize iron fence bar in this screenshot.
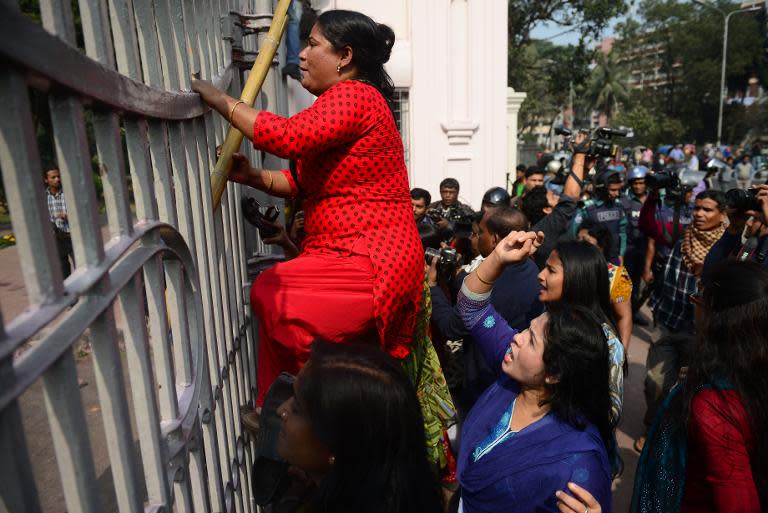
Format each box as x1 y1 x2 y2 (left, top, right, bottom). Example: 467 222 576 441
0 371 42 513
0 70 64 306
42 351 102 513
195 112 245 513
76 0 117 69
187 116 233 506
88 307 146 513
118 274 174 508
92 109 136 239
0 4 231 121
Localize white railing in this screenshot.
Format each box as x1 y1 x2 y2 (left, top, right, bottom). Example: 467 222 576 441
0 0 283 511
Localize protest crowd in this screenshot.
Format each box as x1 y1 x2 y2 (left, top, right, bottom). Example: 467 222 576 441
36 6 767 513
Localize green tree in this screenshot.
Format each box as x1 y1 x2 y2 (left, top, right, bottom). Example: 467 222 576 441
586 51 629 121
614 0 768 144
508 0 629 90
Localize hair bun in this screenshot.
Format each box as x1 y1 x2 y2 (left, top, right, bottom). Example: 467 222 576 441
375 23 395 64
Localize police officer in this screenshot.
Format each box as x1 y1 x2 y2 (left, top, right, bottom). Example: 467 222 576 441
481 186 511 213
572 167 627 264
621 166 650 323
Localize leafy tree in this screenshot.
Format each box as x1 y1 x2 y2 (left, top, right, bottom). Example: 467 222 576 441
508 0 629 89
586 50 629 121
614 0 767 144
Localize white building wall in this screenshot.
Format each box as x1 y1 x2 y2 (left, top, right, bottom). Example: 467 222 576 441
304 0 509 209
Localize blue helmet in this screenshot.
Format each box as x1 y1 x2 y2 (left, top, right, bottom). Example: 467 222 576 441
627 165 649 181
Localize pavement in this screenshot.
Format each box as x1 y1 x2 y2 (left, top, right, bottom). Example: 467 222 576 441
1 240 657 512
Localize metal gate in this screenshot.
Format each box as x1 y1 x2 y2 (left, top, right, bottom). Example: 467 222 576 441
0 0 284 511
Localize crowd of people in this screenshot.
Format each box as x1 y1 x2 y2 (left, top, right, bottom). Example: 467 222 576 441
189 8 768 513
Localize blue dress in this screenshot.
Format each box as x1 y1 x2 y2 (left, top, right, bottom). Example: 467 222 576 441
456 285 613 513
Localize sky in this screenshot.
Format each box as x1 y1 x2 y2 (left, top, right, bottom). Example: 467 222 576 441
529 1 643 46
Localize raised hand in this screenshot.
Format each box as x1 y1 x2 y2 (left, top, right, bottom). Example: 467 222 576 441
492 230 545 266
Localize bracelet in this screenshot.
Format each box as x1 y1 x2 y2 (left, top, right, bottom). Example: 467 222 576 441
229 100 245 125
265 171 274 193
475 268 495 286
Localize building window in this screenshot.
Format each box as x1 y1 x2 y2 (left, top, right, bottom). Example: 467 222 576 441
391 88 411 171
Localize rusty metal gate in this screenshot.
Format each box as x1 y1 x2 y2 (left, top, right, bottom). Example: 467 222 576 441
0 0 285 511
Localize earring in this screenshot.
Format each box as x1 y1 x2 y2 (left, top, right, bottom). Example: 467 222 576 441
328 455 335 465
279 410 287 419
336 63 341 74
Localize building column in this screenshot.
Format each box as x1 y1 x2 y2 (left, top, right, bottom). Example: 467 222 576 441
507 87 527 173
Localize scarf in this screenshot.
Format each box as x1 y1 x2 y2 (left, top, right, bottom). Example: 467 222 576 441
680 224 725 272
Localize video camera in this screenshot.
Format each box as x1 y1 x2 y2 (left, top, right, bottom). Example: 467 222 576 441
425 247 459 285
646 166 708 204
555 126 628 159
427 207 476 238
725 188 761 213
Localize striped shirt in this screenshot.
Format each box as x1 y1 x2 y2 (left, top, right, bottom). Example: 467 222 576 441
46 188 70 233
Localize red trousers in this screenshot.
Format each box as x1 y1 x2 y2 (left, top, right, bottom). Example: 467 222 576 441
250 249 376 405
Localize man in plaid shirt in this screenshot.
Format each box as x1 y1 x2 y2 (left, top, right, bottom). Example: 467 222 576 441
45 169 74 278
635 190 727 452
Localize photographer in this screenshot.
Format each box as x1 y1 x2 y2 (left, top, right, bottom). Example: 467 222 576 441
411 188 434 226
428 178 476 235
571 167 627 265
429 205 543 412
702 184 768 278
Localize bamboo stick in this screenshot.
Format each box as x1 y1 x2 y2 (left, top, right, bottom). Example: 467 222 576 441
210 0 293 209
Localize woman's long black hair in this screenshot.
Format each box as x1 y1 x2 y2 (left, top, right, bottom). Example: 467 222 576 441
295 340 443 513
682 260 768 506
315 10 396 101
541 304 614 460
553 240 616 329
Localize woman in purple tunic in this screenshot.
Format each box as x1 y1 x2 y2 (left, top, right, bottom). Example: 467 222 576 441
456 231 614 513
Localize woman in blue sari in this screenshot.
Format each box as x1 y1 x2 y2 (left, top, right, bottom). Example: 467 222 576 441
456 231 614 513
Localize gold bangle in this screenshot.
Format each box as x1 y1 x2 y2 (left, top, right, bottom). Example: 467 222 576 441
265 171 274 193
475 268 495 286
229 100 245 124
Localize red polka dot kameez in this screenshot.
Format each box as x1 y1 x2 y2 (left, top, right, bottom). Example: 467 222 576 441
249 80 423 403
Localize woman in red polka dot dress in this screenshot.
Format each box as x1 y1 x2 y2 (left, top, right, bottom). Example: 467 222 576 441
193 10 423 405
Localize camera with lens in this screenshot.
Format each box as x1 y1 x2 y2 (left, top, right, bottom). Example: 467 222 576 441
427 207 476 238
725 188 761 213
646 170 680 191
241 197 280 239
556 126 628 159
425 247 459 284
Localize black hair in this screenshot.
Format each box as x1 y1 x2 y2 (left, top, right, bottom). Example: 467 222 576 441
552 240 615 328
485 206 529 239
418 223 441 251
695 189 726 210
682 261 768 506
410 187 431 206
577 219 614 259
525 166 544 179
316 10 396 101
439 178 460 191
296 341 443 513
541 304 613 459
516 164 527 173
520 186 549 226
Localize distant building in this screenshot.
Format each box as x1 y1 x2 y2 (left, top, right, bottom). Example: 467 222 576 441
609 33 682 91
